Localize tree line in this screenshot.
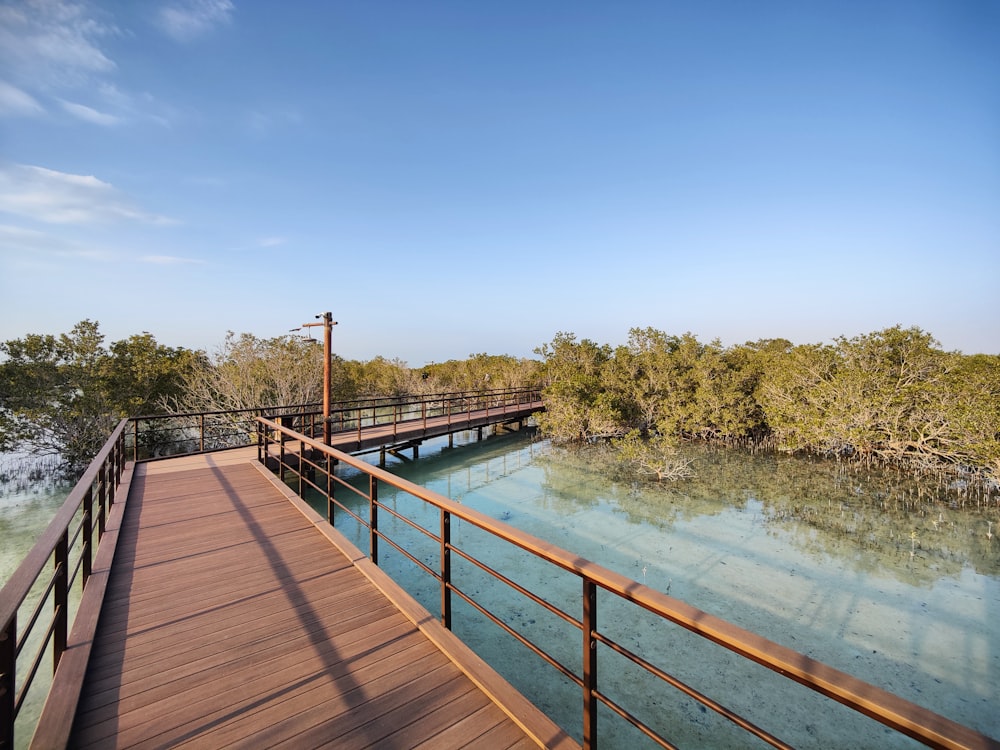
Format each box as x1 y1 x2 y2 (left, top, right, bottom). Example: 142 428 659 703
2 320 997 480
0 320 539 471
533 326 1000 479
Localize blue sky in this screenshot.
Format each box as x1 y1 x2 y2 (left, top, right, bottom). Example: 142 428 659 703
1 1 998 364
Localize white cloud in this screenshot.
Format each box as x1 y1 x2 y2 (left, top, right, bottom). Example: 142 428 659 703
0 163 174 225
60 99 120 126
0 79 44 117
247 108 303 137
0 222 114 262
158 0 234 42
140 254 205 264
0 2 174 128
0 1 118 90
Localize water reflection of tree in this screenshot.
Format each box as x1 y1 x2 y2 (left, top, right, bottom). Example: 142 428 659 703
539 442 999 581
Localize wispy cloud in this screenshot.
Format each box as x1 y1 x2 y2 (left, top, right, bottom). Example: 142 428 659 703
0 222 114 262
0 163 174 225
140 254 206 265
0 1 118 90
0 2 173 127
157 0 234 42
257 236 287 248
0 79 44 117
60 99 120 126
247 108 303 137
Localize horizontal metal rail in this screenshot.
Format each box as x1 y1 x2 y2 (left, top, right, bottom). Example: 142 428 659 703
0 420 129 750
258 417 999 750
129 387 541 461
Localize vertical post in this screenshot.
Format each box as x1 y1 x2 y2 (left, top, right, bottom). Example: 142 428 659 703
279 435 286 480
323 312 332 446
54 533 68 671
108 448 116 508
440 510 452 629
82 487 93 585
297 439 305 497
369 476 379 565
1 613 14 750
132 418 139 462
327 457 336 524
582 580 598 749
97 463 107 538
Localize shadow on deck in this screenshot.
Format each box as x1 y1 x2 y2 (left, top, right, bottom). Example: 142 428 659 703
63 452 575 749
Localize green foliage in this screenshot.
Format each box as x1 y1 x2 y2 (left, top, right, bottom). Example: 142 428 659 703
534 332 623 441
342 356 419 398
419 353 541 392
758 326 1000 471
536 325 1000 478
0 320 200 470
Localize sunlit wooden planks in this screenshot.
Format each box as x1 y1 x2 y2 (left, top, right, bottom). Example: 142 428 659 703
67 461 558 749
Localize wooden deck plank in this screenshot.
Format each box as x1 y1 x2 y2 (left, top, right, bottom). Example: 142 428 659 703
78 598 401 692
68 456 573 749
76 598 405 708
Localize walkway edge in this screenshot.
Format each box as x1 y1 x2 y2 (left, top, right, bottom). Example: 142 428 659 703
251 460 580 750
31 462 137 750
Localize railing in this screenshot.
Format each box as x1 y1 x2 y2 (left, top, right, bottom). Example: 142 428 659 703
130 387 542 461
0 420 130 750
258 417 998 750
322 387 542 447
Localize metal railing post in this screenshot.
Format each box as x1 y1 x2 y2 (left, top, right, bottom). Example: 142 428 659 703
583 580 598 749
54 533 68 671
82 487 93 585
441 510 452 629
297 439 305 497
97 463 107 538
132 418 139 462
327 457 336 525
1 613 14 750
369 476 379 565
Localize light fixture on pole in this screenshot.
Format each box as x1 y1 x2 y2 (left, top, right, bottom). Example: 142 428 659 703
301 312 337 444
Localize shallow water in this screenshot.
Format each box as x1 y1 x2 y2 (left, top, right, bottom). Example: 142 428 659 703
1 468 74 749
3 436 997 747
324 429 1000 748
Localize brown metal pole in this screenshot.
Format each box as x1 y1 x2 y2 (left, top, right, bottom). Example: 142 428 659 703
323 312 332 445
302 313 337 445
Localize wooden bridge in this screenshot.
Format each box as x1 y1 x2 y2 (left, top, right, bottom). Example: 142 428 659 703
3 389 999 749
64 451 565 748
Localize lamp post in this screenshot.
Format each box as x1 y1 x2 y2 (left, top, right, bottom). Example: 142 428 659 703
301 312 337 444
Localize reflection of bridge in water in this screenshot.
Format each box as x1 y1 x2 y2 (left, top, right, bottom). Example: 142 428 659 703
3 388 998 749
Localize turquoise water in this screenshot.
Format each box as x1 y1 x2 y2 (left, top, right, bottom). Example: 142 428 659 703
322 428 1000 748
4 436 998 747
1 464 74 749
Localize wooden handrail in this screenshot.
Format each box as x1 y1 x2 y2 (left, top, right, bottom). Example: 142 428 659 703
258 417 999 750
0 419 131 750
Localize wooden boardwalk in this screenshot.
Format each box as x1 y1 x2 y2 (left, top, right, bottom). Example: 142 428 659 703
66 451 573 749
302 399 544 454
